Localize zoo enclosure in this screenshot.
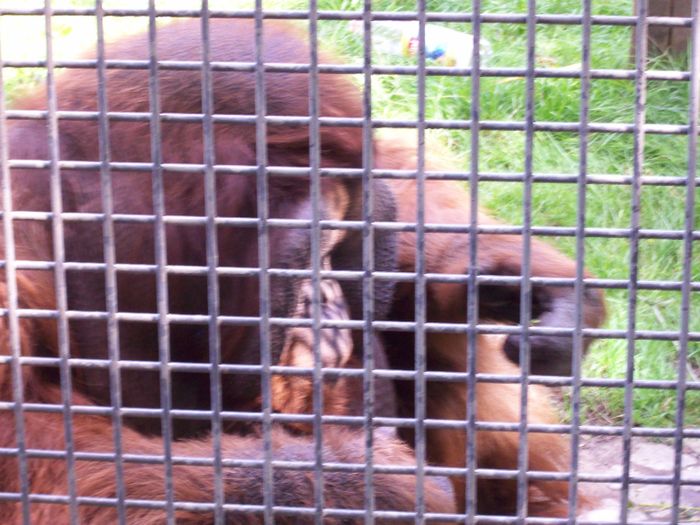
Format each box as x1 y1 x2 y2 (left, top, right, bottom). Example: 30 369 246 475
0 0 698 523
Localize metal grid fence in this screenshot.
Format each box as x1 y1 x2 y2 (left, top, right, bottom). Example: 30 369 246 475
0 0 698 524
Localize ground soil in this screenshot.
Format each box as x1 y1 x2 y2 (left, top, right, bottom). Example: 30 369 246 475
579 435 700 522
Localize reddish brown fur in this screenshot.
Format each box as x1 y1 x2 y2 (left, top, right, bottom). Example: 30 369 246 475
0 19 448 522
0 388 453 523
376 134 605 349
375 133 604 515
0 18 604 522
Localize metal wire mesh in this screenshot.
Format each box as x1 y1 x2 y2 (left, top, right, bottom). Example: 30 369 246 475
0 1 698 524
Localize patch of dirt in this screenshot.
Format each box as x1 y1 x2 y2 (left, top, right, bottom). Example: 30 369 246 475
578 435 700 523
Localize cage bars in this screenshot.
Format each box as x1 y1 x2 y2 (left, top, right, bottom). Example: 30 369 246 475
252 1 274 523
670 0 699 522
146 3 178 523
200 3 225 524
0 12 30 525
414 0 428 521
620 0 649 521
306 1 325 522
96 0 130 523
0 2 696 523
360 0 376 523
465 0 482 520
566 0 593 520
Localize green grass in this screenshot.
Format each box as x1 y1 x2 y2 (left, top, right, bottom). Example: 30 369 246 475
3 0 698 427
264 0 700 428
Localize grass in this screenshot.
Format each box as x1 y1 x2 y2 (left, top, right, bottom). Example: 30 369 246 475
287 0 700 429
2 0 698 428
